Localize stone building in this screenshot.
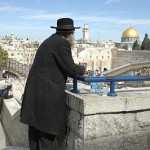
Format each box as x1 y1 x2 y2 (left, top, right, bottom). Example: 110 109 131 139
72 24 115 72
0 33 40 66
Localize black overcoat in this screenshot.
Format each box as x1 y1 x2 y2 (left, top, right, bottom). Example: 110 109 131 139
20 33 85 136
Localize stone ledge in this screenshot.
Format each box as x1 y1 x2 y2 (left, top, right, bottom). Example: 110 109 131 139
66 90 150 115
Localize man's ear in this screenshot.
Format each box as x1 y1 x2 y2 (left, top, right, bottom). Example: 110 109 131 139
66 32 70 38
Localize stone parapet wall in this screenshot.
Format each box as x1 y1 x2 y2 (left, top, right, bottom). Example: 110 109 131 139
63 90 150 150
66 110 150 150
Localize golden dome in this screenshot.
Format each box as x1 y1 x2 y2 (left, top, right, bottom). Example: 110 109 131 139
122 27 139 38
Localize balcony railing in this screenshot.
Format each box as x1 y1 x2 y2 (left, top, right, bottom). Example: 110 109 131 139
71 75 150 96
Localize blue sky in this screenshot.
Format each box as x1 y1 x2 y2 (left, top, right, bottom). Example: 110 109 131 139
0 0 150 41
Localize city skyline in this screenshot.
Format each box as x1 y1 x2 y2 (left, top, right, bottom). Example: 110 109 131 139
0 0 150 41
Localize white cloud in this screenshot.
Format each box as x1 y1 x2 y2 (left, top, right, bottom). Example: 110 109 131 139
0 4 22 12
74 15 150 26
118 19 150 25
105 0 121 4
26 13 73 20
23 11 150 27
1 3 150 28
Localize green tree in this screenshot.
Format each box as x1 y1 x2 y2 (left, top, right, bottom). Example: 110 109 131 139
141 33 149 50
0 46 8 70
147 38 150 50
132 40 140 50
123 44 128 50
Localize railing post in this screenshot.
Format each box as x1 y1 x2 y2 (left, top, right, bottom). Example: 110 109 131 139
70 78 80 93
108 80 117 96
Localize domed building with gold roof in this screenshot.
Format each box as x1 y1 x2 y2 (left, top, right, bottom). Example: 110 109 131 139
121 27 139 42
115 26 140 50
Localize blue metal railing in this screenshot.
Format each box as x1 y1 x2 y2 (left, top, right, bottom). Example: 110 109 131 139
70 75 150 96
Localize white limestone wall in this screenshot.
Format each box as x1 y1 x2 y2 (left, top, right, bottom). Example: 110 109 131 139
111 49 150 68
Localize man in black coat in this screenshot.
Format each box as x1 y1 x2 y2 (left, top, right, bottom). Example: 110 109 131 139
20 18 85 150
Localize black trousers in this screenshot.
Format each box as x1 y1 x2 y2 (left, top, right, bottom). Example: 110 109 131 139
28 126 56 150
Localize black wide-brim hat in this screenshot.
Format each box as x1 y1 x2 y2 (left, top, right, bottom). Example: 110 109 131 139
50 18 80 30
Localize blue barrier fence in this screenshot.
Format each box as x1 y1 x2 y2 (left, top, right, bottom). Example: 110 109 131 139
71 75 150 96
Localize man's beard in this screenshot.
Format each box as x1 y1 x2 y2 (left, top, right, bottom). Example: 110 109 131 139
66 34 75 48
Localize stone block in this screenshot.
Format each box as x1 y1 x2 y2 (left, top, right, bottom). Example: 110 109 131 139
126 95 150 111
83 130 150 150
84 135 123 150
73 135 84 150
66 91 84 114
67 109 84 138
65 130 75 150
122 131 150 150
136 111 150 127
83 97 126 115
84 115 99 139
